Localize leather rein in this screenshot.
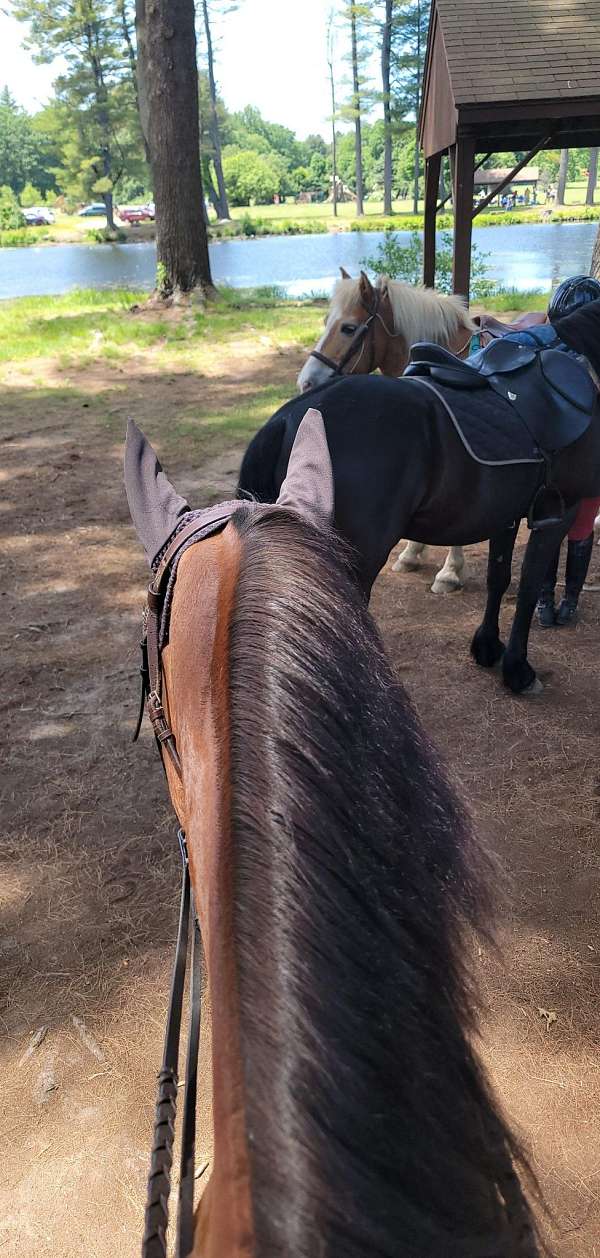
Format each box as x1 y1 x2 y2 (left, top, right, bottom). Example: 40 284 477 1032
135 508 237 1258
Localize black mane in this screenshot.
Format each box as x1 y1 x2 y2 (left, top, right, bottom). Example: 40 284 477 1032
228 505 541 1257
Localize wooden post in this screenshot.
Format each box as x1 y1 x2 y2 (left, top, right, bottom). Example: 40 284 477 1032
423 153 441 288
452 137 475 302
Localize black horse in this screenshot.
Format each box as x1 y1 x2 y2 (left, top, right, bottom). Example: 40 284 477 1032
238 301 600 695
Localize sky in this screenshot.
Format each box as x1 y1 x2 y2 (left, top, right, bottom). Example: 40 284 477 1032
0 0 347 140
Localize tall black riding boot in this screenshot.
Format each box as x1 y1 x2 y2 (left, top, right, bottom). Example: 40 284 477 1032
556 533 594 625
536 544 560 628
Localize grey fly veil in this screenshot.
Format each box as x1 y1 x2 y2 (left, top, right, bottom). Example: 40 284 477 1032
124 408 335 569
124 418 191 567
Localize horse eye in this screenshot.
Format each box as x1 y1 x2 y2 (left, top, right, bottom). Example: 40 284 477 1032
341 323 357 335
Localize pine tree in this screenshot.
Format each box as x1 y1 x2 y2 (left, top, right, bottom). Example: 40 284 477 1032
390 0 429 213
381 0 394 215
199 0 231 220
340 3 374 216
350 2 364 215
12 0 139 229
326 9 339 217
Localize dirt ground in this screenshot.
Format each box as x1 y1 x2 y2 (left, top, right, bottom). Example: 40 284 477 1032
2 341 599 1257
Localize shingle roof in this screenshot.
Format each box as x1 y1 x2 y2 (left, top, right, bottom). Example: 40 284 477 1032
436 0 600 105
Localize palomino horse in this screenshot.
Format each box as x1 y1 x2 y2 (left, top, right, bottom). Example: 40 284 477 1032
126 412 540 1258
238 300 600 695
297 269 475 593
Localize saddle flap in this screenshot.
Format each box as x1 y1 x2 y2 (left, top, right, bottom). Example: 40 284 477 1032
475 338 537 377
540 348 596 414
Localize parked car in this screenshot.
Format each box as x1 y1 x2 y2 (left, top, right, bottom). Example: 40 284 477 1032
22 208 54 226
23 206 55 225
117 204 155 224
78 202 107 217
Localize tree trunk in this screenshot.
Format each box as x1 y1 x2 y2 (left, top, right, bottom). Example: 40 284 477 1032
412 0 422 215
439 154 446 203
350 5 364 217
136 0 213 295
203 158 220 215
103 190 116 231
587 148 598 206
413 135 420 215
556 148 569 206
381 0 393 216
327 20 338 218
85 25 116 230
117 0 151 166
591 221 600 279
201 0 230 220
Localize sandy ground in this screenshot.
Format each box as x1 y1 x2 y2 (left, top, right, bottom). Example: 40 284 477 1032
1 345 599 1257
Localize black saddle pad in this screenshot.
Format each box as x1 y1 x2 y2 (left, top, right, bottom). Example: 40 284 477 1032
406 338 596 455
410 377 545 466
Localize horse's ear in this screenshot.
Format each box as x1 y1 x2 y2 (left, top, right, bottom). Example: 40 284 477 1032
339 266 351 279
124 419 190 566
359 269 374 301
276 408 334 527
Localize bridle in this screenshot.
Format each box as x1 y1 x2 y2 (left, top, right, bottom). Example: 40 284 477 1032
309 287 474 378
309 288 385 377
135 506 239 1258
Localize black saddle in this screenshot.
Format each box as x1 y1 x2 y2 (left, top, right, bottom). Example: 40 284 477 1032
405 337 596 454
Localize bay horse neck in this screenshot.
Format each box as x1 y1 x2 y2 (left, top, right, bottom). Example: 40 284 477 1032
160 505 540 1258
161 526 255 1258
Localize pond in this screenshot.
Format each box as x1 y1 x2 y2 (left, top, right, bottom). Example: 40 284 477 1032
0 220 597 300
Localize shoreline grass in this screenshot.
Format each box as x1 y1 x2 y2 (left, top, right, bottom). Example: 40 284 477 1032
3 192 600 249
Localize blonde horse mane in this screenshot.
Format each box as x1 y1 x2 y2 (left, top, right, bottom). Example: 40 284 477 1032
331 276 476 344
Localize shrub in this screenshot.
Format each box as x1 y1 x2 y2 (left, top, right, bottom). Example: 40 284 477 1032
20 183 43 208
362 229 496 300
86 226 127 243
0 186 25 230
0 226 49 247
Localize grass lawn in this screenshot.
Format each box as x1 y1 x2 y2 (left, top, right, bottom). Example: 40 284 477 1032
0 288 327 469
9 177 598 248
0 284 549 468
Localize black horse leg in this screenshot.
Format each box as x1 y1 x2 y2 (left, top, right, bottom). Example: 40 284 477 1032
502 510 578 694
471 524 519 668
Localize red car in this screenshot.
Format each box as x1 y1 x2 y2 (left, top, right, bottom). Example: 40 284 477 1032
117 204 155 224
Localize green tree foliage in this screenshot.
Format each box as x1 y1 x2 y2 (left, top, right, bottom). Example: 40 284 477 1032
20 182 43 206
221 147 286 205
389 0 429 210
363 228 496 299
0 88 60 196
0 184 25 228
12 0 145 226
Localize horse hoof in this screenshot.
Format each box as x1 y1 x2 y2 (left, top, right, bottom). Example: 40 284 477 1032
393 557 420 573
431 576 462 594
521 676 544 696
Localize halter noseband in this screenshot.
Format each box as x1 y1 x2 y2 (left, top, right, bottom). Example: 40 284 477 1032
310 287 382 377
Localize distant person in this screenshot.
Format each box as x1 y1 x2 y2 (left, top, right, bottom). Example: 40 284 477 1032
536 276 600 627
